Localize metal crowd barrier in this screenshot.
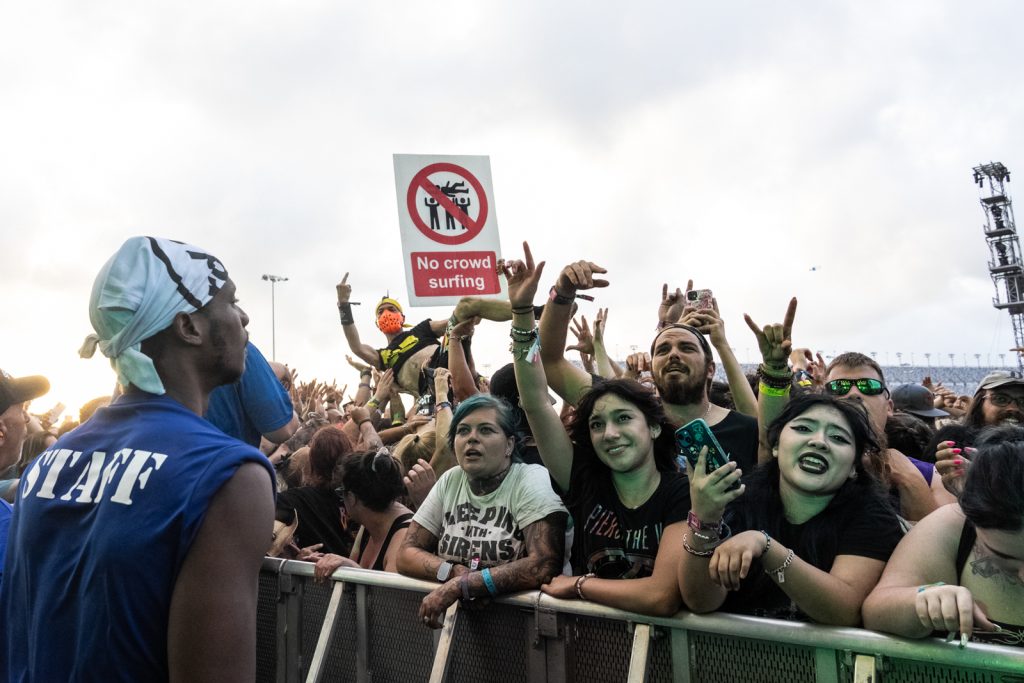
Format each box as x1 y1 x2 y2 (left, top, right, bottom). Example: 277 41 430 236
257 557 1024 683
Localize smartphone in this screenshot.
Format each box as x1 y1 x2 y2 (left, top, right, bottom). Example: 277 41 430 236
675 418 730 474
685 288 714 310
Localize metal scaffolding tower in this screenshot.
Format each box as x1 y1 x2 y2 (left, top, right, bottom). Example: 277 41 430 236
973 162 1024 370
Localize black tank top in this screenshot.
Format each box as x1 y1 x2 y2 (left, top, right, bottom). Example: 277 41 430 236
954 518 1024 647
358 512 413 571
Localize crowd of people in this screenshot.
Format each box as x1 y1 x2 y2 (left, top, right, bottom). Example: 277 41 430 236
1 236 1023 680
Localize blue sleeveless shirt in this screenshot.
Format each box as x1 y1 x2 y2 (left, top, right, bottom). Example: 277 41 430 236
0 393 275 682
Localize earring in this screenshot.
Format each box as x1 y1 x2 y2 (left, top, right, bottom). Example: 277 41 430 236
772 448 778 458
651 426 662 439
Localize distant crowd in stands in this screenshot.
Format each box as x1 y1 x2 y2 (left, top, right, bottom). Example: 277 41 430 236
3 237 1023 681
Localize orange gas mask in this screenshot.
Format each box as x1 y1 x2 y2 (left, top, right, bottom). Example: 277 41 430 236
377 310 405 334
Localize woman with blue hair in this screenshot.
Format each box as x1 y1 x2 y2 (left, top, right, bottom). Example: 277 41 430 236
398 394 569 628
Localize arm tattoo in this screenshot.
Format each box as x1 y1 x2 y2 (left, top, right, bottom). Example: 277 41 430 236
970 549 1023 587
400 522 441 576
488 512 567 594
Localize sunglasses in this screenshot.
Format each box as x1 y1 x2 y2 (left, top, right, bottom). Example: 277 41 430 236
986 392 1024 410
825 378 887 397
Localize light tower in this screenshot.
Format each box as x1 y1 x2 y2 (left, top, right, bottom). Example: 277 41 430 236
973 162 1024 370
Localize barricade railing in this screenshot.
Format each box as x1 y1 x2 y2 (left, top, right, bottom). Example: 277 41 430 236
257 557 1024 683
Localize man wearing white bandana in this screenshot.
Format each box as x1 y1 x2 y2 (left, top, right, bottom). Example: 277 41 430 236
1 237 275 683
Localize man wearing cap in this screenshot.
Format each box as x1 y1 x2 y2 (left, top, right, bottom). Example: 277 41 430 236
929 370 1024 494
0 369 49 585
536 258 759 474
892 383 949 429
1 237 275 682
335 272 511 401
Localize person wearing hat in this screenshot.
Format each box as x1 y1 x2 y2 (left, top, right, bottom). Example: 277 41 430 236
335 272 512 401
0 369 49 584
930 370 1024 495
1 237 275 682
892 383 950 428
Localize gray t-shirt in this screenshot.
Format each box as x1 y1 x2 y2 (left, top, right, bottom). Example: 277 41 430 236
414 462 569 570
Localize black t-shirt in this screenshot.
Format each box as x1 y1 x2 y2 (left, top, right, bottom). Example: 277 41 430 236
563 448 690 578
377 319 440 374
278 486 355 556
704 410 759 474
720 488 903 621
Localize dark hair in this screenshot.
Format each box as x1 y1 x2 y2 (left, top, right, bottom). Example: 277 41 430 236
569 378 678 474
447 394 521 460
341 449 407 512
825 352 886 384
961 426 1024 532
308 426 352 486
884 412 935 462
489 363 533 438
708 381 735 411
740 393 891 572
963 393 988 429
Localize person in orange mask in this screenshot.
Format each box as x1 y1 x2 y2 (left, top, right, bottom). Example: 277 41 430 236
335 274 511 403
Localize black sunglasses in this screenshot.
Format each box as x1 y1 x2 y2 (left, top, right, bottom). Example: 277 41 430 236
825 378 887 397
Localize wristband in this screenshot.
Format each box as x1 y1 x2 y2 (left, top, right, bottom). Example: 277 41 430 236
359 383 371 389
356 419 371 427
687 510 722 533
758 382 791 397
435 401 452 412
548 286 574 306
366 398 380 410
337 302 355 325
511 305 535 314
481 568 498 596
460 573 472 601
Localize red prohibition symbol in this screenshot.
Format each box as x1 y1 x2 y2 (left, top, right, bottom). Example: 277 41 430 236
406 162 489 245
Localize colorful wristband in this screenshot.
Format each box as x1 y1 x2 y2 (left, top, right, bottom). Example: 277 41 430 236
758 382 791 397
481 568 498 596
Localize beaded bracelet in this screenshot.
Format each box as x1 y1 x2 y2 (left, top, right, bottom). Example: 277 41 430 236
757 365 793 389
760 531 772 557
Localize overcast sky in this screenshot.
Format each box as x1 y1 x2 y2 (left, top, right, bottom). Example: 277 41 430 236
3 1 1023 414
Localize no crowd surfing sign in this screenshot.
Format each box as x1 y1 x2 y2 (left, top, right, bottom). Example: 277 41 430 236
393 154 504 306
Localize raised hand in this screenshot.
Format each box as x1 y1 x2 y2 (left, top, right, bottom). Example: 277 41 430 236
555 259 609 294
501 241 547 309
658 281 694 326
624 352 651 380
594 308 608 344
566 316 595 355
336 272 352 303
403 458 437 508
679 299 727 347
744 298 798 368
347 354 372 374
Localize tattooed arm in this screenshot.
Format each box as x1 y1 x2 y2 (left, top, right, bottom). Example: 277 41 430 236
417 512 568 628
397 521 466 582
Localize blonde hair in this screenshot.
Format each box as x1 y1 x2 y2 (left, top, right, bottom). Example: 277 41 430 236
392 430 436 473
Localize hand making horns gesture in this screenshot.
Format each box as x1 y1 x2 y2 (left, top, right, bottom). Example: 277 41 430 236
744 298 798 368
